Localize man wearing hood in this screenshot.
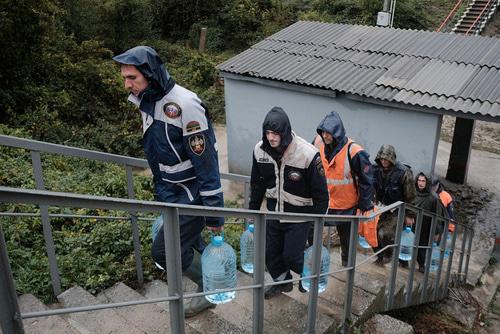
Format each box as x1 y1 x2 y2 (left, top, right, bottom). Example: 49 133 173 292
372 144 415 265
432 177 456 233
414 172 445 272
249 107 329 299
113 46 223 317
313 111 374 267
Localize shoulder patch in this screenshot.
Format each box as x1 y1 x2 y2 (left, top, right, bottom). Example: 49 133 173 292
189 134 205 155
163 102 182 119
315 156 325 176
186 121 201 133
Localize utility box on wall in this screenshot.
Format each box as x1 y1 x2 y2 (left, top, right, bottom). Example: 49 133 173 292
377 11 390 26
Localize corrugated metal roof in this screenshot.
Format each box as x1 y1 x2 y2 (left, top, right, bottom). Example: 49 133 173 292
218 22 500 118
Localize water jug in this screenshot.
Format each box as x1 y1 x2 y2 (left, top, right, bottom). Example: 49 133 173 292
240 224 254 274
301 245 330 293
430 242 440 272
151 215 163 241
399 227 414 261
202 235 237 304
358 235 371 249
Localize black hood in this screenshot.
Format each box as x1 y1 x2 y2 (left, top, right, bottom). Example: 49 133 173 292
113 46 176 116
316 111 348 160
261 107 293 154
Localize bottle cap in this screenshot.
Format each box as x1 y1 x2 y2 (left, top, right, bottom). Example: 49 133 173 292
212 235 224 246
405 226 412 232
248 224 254 233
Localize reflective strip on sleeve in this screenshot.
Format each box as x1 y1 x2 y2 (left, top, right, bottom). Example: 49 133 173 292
199 187 223 197
159 160 194 173
326 178 354 185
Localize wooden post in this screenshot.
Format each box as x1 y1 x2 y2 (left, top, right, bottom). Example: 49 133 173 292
198 27 207 53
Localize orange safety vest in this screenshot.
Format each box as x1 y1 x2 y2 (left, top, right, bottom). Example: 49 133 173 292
319 139 362 210
357 208 379 247
439 191 455 232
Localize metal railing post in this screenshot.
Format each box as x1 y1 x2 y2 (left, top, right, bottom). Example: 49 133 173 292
433 218 447 300
243 182 250 209
253 214 266 334
442 224 458 298
306 218 325 334
457 225 468 282
386 203 405 310
406 208 423 306
0 223 25 334
463 228 474 284
420 214 438 303
162 208 185 333
126 165 144 287
31 150 61 297
341 218 359 333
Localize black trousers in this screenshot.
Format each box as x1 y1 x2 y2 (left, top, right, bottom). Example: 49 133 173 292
266 219 311 279
151 214 206 272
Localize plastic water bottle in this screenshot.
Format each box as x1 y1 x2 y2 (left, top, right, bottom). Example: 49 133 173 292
444 233 452 258
399 227 414 261
301 246 330 293
202 235 237 304
240 224 254 274
151 215 163 241
358 235 371 249
430 242 440 272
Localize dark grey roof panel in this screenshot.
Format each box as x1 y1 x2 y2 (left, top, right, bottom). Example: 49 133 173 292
218 22 500 118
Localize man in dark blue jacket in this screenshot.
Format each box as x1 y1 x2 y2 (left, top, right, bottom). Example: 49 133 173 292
114 46 223 317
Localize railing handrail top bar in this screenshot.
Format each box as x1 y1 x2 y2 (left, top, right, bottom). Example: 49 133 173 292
0 186 399 221
0 187 457 226
0 134 250 183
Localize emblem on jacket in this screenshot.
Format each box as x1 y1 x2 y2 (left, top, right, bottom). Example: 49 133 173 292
315 157 325 176
186 121 201 133
189 134 205 155
163 102 182 118
288 170 302 181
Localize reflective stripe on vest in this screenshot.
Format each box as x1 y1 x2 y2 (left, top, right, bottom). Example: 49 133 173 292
320 139 363 209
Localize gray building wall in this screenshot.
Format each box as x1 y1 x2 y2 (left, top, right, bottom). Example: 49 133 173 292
224 77 441 177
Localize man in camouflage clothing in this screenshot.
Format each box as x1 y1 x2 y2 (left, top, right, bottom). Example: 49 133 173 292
372 144 416 265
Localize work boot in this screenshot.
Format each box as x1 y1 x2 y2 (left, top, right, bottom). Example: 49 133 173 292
264 282 293 299
183 251 215 318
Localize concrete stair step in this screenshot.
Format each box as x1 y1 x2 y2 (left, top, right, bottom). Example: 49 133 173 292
237 271 335 333
57 286 145 334
17 294 79 334
96 282 171 334
142 279 243 333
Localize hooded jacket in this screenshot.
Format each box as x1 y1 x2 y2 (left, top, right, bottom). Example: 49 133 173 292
372 144 415 205
249 107 329 217
413 172 445 234
114 46 223 227
316 112 374 212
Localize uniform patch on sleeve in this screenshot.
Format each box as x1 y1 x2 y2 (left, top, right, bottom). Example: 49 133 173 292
189 134 205 155
363 164 370 173
163 102 182 119
315 157 325 176
186 121 201 133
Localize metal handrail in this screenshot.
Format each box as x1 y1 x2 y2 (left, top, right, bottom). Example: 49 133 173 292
465 0 493 35
0 186 472 334
0 134 250 297
437 0 463 32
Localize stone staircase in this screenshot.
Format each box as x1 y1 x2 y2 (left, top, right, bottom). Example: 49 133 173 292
453 0 500 35
13 242 462 334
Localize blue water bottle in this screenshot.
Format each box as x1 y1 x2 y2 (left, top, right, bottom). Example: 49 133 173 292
430 242 440 272
202 235 237 304
301 245 330 293
358 235 371 249
399 227 414 261
240 224 254 274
